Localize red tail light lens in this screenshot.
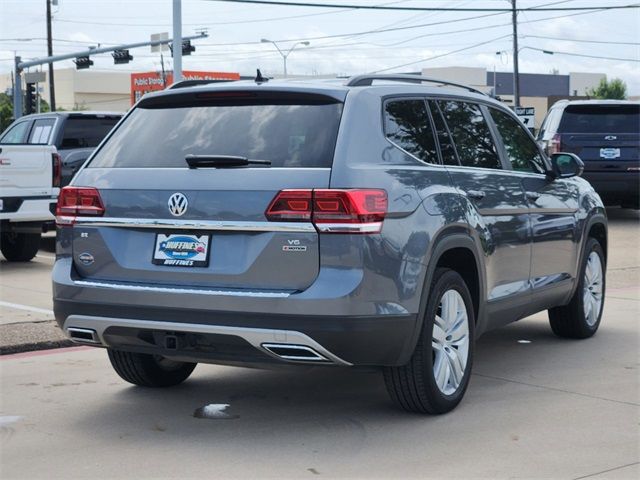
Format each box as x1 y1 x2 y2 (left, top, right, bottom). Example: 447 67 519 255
265 189 387 233
548 133 562 155
265 189 312 221
55 186 105 225
52 153 62 188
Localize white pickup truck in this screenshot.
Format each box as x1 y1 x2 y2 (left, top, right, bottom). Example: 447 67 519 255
0 112 121 261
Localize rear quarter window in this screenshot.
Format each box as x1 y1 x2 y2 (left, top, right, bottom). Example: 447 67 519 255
558 105 640 134
383 98 438 164
89 101 343 168
60 117 120 149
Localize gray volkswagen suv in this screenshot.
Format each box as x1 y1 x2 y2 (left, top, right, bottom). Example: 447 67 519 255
53 75 607 414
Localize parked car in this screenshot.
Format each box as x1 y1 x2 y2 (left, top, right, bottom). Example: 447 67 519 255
53 75 607 414
0 111 122 261
538 100 640 208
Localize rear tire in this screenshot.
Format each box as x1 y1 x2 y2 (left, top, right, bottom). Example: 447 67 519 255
384 268 475 414
0 232 40 262
548 238 605 339
107 349 197 387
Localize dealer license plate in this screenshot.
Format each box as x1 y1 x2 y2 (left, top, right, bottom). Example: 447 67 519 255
600 148 620 159
152 233 210 267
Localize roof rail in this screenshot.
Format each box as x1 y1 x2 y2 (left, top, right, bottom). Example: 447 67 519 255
345 74 487 96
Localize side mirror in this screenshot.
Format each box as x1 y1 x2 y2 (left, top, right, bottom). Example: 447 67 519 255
548 152 584 180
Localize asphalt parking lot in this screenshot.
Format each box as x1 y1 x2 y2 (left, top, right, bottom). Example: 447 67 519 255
1 208 638 479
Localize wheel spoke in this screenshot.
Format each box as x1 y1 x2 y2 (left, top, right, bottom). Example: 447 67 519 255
433 351 447 390
591 295 600 319
445 348 464 387
432 322 447 345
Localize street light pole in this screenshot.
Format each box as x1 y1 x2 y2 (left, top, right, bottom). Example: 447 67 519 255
261 39 310 78
511 0 521 107
46 0 56 111
172 0 182 82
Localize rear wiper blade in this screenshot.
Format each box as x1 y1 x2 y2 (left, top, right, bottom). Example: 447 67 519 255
185 154 271 169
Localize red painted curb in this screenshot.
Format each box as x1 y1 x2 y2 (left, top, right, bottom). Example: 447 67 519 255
0 345 91 360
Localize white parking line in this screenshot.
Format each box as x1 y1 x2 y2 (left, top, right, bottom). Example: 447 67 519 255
0 301 54 316
36 254 56 260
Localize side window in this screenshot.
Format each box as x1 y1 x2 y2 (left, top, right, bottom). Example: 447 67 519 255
490 108 546 174
438 100 502 170
427 100 458 166
384 99 438 164
27 119 56 145
0 121 31 144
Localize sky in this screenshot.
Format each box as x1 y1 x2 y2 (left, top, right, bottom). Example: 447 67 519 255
1 0 639 94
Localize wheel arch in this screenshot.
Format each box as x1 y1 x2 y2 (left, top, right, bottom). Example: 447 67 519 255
397 228 487 365
566 211 607 302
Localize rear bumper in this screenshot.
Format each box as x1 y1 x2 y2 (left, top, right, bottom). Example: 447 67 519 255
0 197 56 223
582 171 639 202
53 258 419 367
55 302 417 367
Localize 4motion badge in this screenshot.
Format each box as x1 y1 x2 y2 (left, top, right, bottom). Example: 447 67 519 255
282 239 307 252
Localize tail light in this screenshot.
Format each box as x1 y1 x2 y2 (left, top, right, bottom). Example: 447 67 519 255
548 133 562 155
264 190 312 221
265 189 387 234
55 186 105 226
52 153 62 188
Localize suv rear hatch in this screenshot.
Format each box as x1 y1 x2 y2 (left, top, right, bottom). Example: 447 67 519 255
557 104 640 173
66 88 345 292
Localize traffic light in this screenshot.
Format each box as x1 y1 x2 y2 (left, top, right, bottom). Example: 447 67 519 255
182 40 195 56
170 40 196 57
74 56 93 70
25 82 37 115
112 49 133 64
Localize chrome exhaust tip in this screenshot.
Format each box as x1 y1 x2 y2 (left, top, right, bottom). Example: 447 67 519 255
67 327 101 345
261 343 329 362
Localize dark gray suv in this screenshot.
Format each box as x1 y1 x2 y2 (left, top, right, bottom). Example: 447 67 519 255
53 75 607 414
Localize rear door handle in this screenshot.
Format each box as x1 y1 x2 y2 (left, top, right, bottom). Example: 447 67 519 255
466 190 486 200
526 191 541 201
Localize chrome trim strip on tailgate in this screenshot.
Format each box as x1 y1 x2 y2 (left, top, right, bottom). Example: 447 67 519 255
62 315 352 366
74 279 292 298
70 217 316 233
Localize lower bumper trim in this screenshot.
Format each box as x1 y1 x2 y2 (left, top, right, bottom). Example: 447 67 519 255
62 315 352 366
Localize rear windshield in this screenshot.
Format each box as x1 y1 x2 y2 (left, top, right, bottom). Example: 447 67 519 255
559 105 640 134
61 117 120 149
89 102 343 168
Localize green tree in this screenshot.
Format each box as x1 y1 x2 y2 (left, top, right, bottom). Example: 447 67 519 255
0 93 13 132
586 77 628 100
0 92 50 132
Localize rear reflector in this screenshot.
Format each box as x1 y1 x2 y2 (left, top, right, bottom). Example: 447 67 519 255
56 186 105 225
548 133 562 155
265 189 387 233
52 153 62 188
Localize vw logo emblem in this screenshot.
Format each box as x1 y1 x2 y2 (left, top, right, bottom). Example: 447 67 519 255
168 192 188 217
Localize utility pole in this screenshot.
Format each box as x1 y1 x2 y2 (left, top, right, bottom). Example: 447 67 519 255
172 0 182 82
46 0 56 111
13 56 22 118
511 0 520 108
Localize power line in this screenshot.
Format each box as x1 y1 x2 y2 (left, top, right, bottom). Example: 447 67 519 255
523 46 640 62
175 5 630 48
522 34 640 45
52 0 412 26
372 34 513 73
213 0 640 12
